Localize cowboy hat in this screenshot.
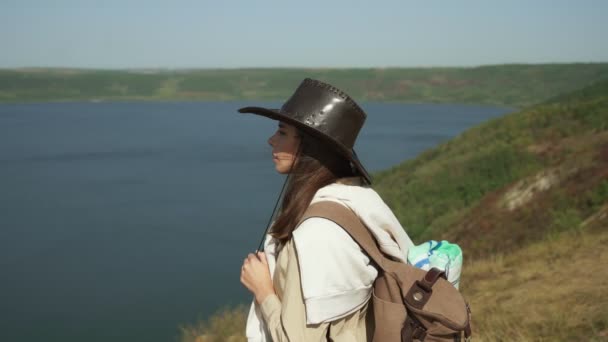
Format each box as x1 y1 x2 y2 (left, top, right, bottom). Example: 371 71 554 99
238 78 372 184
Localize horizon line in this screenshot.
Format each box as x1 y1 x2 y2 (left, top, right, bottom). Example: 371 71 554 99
2 61 608 72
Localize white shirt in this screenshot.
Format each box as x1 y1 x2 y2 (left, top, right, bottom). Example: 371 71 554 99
246 181 414 341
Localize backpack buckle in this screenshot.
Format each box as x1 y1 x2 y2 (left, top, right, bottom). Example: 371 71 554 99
412 325 427 340
402 317 427 341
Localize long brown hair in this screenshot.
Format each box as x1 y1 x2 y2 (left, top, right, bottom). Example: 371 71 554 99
270 131 355 244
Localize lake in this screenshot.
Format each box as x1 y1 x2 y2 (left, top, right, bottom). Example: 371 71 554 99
0 101 511 342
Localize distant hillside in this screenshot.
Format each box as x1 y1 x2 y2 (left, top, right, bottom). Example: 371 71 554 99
1 63 608 107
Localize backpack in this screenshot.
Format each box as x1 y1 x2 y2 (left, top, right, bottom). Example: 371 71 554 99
300 201 472 342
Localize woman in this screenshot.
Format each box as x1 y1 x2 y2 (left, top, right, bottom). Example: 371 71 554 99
239 78 414 342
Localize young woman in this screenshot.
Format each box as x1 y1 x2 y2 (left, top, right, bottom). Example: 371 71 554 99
239 78 414 342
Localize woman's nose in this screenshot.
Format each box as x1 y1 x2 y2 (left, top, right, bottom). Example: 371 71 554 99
267 134 275 147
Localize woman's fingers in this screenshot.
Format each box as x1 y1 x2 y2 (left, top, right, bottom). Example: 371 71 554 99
240 261 252 288
257 252 267 264
240 251 275 301
242 253 257 268
240 252 268 283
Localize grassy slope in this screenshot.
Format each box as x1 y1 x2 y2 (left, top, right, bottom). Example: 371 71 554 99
373 79 608 256
372 80 608 341
465 227 608 341
178 305 248 342
2 63 608 107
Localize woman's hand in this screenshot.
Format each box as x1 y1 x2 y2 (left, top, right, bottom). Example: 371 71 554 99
240 251 275 304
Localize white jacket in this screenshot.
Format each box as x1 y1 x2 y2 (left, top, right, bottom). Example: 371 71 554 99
246 180 414 341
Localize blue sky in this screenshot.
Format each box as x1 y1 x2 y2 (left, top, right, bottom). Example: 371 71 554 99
1 0 607 68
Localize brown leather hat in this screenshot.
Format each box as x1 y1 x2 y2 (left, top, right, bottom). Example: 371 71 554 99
238 78 371 184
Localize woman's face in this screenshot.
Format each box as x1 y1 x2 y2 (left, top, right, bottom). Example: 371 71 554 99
267 122 300 174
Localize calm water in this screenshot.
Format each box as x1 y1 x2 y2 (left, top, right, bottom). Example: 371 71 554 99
0 101 511 341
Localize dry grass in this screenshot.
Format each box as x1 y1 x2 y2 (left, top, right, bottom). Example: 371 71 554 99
178 305 247 342
462 228 608 341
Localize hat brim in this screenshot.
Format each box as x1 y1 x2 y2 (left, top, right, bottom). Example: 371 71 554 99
238 106 372 184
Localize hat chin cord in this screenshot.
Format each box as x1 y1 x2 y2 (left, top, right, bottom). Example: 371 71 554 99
255 143 302 252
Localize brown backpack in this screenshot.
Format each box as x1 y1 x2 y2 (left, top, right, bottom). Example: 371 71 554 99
300 201 472 342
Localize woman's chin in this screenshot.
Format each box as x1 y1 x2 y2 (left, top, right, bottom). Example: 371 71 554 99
274 164 289 174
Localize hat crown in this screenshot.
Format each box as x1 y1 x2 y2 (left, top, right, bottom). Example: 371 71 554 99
280 78 366 149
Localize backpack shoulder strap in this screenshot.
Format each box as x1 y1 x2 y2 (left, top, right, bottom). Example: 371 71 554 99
299 200 392 273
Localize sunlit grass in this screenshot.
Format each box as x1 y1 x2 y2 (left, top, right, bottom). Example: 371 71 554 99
463 228 608 341
178 305 248 342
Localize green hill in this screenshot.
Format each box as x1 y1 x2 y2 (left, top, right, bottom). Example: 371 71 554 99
1 63 608 107
178 79 608 341
373 79 608 257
